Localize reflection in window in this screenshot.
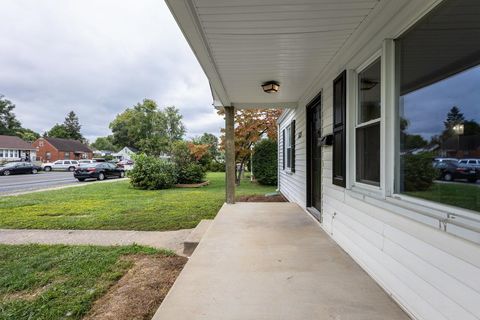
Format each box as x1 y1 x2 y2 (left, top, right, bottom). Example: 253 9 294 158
396 0 480 214
356 59 381 186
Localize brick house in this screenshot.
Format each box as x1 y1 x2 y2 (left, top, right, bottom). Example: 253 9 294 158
32 137 93 162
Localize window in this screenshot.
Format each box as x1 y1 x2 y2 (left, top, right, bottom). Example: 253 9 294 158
396 0 480 214
356 59 381 186
285 125 292 169
45 152 51 160
333 71 347 187
282 120 296 172
64 152 70 160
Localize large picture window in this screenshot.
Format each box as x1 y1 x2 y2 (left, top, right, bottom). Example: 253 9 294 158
356 59 381 186
396 0 480 214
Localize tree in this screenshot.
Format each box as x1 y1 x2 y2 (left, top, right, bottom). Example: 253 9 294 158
91 136 118 151
444 106 465 130
45 111 84 141
63 111 84 141
109 100 185 156
0 95 22 135
193 133 220 160
219 108 282 185
164 106 186 142
45 123 69 139
17 128 40 142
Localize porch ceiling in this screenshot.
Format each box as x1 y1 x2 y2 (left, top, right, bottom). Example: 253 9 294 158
166 0 381 108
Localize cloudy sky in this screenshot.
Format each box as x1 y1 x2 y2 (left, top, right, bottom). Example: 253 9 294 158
402 65 480 140
0 0 222 142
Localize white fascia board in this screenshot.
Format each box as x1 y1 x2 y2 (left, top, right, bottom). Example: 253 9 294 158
165 0 231 107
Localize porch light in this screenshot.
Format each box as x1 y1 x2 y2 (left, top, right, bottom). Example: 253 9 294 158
262 81 280 94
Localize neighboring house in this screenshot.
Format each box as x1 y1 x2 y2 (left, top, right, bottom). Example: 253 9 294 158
0 135 37 161
112 147 138 161
93 150 114 157
32 137 93 162
168 0 480 319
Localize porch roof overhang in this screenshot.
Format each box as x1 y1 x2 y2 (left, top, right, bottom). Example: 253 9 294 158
165 0 382 109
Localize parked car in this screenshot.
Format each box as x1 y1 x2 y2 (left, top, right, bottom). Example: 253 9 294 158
74 162 125 182
432 157 458 166
0 162 42 176
436 161 479 183
458 158 480 169
42 160 79 172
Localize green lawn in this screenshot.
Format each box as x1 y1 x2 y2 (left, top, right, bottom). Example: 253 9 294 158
0 172 275 231
406 182 480 213
0 244 170 320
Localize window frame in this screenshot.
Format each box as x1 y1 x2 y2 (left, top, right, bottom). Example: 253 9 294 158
350 50 384 193
285 124 292 171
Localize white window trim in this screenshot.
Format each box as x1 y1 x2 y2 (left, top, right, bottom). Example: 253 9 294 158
348 49 383 194
384 38 480 241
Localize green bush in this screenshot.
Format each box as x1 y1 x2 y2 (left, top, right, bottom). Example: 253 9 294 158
176 162 206 184
403 153 437 192
252 139 278 186
129 154 177 190
207 161 225 172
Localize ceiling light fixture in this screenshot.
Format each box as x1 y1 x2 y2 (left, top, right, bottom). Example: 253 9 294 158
261 81 280 94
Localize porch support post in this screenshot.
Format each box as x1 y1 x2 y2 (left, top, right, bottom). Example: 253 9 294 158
224 106 236 204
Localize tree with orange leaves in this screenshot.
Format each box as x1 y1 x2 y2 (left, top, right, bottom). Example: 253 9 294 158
218 108 282 185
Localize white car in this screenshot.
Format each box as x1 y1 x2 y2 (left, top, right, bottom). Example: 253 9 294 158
42 160 79 172
458 158 480 168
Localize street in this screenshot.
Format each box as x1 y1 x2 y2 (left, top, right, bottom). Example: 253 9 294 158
0 172 79 195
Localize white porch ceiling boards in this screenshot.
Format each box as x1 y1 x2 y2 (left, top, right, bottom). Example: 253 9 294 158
166 0 380 108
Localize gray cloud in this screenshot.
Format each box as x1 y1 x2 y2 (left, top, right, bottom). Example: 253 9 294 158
0 0 223 141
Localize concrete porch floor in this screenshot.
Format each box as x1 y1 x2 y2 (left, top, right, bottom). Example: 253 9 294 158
153 202 409 320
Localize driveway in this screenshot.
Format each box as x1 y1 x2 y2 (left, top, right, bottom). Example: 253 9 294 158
0 172 78 195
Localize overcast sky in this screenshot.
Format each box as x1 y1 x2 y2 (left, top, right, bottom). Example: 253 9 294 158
0 0 222 142
402 65 480 140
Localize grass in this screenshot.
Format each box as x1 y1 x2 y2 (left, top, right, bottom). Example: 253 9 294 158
0 172 276 231
0 244 171 320
406 181 480 213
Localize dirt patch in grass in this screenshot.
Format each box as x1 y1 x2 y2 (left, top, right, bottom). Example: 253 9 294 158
237 194 287 202
84 254 187 320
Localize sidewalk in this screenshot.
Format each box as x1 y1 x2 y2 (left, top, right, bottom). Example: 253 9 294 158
0 228 192 254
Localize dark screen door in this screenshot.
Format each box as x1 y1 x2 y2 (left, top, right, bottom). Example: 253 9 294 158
307 95 322 219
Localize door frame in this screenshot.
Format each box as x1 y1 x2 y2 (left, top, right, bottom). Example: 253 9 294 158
306 91 323 221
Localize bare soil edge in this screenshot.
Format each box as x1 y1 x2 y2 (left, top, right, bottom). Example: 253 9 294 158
84 254 187 320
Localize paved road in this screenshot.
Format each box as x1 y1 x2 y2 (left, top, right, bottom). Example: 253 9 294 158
0 172 79 195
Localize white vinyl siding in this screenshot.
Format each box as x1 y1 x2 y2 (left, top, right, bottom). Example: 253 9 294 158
278 108 306 207
277 1 480 319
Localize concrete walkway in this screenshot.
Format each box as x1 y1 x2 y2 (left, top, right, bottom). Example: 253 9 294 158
153 203 409 320
0 228 192 254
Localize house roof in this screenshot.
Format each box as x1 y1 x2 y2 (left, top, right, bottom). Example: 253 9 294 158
44 138 92 153
0 135 36 150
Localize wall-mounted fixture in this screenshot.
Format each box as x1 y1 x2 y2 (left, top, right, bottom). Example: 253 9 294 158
320 134 333 146
261 81 280 93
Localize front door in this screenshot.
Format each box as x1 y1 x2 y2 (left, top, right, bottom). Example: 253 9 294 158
307 94 322 221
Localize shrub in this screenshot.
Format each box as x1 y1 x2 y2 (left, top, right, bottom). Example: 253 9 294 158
129 154 177 190
252 139 278 186
403 153 437 192
207 161 225 172
176 162 206 184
